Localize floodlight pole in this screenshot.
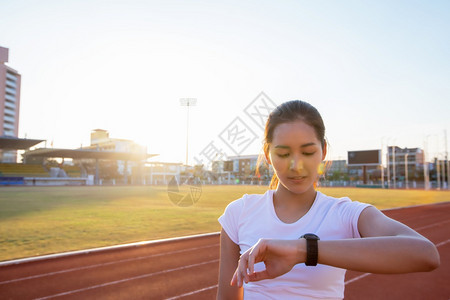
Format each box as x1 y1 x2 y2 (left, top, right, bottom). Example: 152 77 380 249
386 146 391 189
436 135 441 190
424 135 431 190
180 98 197 166
404 153 409 189
437 155 441 190
445 130 449 190
392 146 396 189
386 137 396 189
381 138 385 188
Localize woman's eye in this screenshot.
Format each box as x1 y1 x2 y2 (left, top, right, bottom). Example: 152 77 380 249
303 152 316 156
277 153 290 158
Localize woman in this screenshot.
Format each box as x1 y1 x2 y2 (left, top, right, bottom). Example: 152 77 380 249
217 100 440 299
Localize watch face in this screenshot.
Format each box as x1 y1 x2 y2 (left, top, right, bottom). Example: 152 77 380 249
302 233 320 240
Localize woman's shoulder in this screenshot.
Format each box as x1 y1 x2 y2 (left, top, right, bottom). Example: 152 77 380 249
317 190 357 202
243 190 272 202
224 190 272 211
316 191 370 210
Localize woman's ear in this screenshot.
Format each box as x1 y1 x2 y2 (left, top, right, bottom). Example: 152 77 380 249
322 141 327 161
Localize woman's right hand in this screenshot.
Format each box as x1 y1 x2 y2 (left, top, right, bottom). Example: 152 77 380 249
231 238 306 287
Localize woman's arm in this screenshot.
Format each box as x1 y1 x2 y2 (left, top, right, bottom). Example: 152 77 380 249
318 206 440 273
217 228 243 300
232 206 440 287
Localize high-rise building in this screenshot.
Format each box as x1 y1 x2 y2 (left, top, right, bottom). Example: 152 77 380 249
0 46 22 162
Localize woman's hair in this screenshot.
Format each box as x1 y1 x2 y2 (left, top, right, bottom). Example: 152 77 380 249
257 100 326 189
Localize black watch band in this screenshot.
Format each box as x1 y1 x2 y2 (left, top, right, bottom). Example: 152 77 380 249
300 233 320 266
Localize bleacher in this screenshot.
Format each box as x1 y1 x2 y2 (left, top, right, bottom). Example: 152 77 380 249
0 137 85 185
61 165 82 178
0 163 87 186
0 163 50 178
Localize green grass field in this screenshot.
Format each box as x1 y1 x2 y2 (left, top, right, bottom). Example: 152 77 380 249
0 185 449 262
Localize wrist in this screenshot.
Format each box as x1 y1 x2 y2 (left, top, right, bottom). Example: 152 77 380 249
296 238 307 265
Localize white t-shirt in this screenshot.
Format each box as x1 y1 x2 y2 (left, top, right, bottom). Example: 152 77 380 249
218 190 371 300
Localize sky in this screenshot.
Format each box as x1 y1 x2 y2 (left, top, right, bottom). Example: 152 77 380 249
1 0 449 165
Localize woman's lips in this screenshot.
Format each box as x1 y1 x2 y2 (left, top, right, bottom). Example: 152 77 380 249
288 176 307 183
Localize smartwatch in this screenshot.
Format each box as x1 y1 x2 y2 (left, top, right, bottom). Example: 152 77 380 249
300 233 320 266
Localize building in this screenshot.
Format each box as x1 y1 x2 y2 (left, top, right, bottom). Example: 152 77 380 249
326 159 347 174
87 129 146 151
0 46 22 162
324 159 349 182
212 154 273 184
429 158 449 189
387 146 424 183
144 162 182 185
77 129 149 183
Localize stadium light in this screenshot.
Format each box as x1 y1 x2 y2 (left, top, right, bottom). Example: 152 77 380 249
424 135 431 190
392 145 396 189
445 130 449 190
404 153 409 189
381 137 386 188
180 98 197 166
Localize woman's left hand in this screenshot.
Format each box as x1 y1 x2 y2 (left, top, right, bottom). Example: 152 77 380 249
230 238 306 287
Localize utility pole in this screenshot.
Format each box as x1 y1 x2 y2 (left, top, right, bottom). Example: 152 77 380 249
180 98 197 166
441 160 446 189
436 135 441 190
445 130 449 190
387 145 391 189
404 153 409 189
424 135 430 190
380 139 385 188
437 157 441 190
393 146 396 189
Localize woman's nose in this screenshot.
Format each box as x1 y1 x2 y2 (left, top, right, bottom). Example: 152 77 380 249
289 159 304 171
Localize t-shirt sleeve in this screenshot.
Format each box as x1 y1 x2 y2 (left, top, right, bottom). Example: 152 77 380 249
218 196 245 245
338 198 372 238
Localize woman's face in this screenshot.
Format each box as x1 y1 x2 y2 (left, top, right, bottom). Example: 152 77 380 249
267 120 326 194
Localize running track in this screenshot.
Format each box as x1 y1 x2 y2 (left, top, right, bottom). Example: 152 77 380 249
1 202 449 299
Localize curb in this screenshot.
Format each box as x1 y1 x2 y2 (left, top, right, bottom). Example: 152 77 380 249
382 200 450 211
0 232 220 267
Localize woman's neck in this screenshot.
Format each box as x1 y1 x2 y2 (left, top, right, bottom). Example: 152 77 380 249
272 185 317 223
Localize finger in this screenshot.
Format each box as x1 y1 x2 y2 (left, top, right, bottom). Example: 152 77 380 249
247 247 257 274
248 270 270 282
230 269 238 286
231 268 244 287
232 267 243 287
242 263 250 285
234 254 249 287
248 240 264 274
239 269 249 287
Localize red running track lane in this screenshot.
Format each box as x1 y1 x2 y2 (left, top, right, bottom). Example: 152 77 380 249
0 202 448 300
344 201 450 300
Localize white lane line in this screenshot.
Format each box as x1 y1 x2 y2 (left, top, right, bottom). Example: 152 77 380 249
165 285 218 300
344 235 450 285
415 219 450 231
35 259 219 300
436 239 450 247
344 273 371 285
0 244 219 285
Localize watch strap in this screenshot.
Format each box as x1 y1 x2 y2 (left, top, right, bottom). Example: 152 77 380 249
300 233 320 266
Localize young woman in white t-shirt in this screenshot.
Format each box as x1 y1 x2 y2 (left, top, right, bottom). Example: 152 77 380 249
217 100 440 300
